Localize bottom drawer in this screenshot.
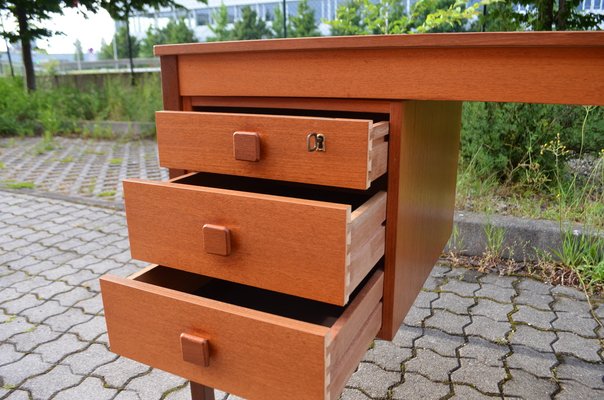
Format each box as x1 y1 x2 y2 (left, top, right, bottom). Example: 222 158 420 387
100 265 383 400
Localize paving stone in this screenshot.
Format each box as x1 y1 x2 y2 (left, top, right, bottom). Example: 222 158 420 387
414 328 464 357
74 294 104 315
61 268 100 286
513 305 556 330
52 286 95 308
123 368 187 400
345 362 399 398
1 293 45 315
552 296 592 315
451 358 506 394
551 285 587 301
94 356 151 388
510 325 556 353
464 315 511 343
19 300 65 324
1 271 30 288
471 298 514 321
479 273 516 288
556 355 604 389
10 275 51 294
363 339 411 371
38 264 78 281
53 376 116 400
61 343 117 375
43 306 93 332
392 324 423 348
11 324 61 353
413 290 439 309
0 343 23 366
423 275 444 290
392 372 449 400
503 369 557 400
21 364 81 400
3 390 30 400
424 309 471 335
405 349 459 381
553 332 602 362
441 279 480 297
475 283 516 303
85 258 124 275
552 312 598 337
32 280 72 300
449 384 494 400
432 292 475 314
0 287 23 304
339 388 372 400
0 316 35 342
6 255 39 270
113 390 142 400
0 353 51 385
459 336 507 367
555 380 604 400
514 291 555 311
35 332 87 364
68 314 106 341
402 306 431 327
506 344 557 379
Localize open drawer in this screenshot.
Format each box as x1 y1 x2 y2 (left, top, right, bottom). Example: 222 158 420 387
101 265 383 400
123 172 386 306
156 111 388 189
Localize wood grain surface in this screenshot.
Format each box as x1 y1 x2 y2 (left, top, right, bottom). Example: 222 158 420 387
100 267 383 400
155 32 604 55
156 111 388 189
175 46 603 105
380 100 462 339
122 177 385 305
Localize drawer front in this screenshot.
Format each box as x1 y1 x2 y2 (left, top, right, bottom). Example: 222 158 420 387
100 266 384 400
123 176 386 306
156 111 388 189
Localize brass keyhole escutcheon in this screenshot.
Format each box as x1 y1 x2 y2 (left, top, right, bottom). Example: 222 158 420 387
307 133 326 152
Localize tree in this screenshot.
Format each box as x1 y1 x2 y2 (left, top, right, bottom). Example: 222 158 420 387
231 5 272 40
328 0 408 35
207 3 232 42
0 0 99 91
271 5 291 38
290 0 320 37
140 17 196 57
74 39 84 62
99 25 140 59
101 1 199 85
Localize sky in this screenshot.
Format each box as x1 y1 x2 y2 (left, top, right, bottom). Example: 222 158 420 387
1 7 115 55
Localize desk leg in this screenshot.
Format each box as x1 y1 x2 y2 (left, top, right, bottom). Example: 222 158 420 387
190 381 215 400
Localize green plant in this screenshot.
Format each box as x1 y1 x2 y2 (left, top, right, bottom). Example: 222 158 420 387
59 156 73 163
0 161 4 169
484 221 505 258
109 158 122 165
98 190 116 197
5 181 35 189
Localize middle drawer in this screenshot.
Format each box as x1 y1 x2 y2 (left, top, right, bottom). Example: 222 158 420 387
123 172 386 306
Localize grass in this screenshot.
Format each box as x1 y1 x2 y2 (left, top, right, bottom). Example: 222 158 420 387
59 156 74 163
0 161 4 169
97 190 116 197
5 181 35 189
109 158 122 165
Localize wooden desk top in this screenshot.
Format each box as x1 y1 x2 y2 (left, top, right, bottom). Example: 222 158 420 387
155 32 604 106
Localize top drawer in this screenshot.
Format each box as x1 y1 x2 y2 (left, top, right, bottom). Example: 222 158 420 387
156 111 388 189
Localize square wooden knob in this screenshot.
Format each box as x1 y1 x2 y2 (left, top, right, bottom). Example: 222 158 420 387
233 131 260 162
202 224 231 256
180 333 210 367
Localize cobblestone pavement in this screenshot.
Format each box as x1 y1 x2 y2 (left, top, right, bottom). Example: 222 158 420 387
1 191 603 400
0 137 168 205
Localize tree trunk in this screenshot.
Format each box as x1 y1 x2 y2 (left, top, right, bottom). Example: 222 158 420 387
556 0 568 30
537 0 554 30
15 3 36 91
125 10 135 86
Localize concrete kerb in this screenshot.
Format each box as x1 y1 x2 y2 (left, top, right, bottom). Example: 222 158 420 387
448 210 604 262
77 121 155 139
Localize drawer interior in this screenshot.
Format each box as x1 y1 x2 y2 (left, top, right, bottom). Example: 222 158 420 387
174 171 386 211
132 264 382 327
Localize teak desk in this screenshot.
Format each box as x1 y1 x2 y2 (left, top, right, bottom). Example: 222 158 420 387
100 32 604 400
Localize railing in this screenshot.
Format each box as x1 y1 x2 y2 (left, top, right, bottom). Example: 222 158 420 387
0 57 160 76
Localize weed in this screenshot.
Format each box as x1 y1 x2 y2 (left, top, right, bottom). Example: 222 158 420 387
59 156 74 163
5 181 35 189
97 190 116 197
0 161 4 169
2 384 16 390
83 149 106 156
109 158 122 166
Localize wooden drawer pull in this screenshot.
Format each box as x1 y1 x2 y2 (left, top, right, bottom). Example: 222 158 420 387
233 131 260 162
202 224 231 256
180 333 210 367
